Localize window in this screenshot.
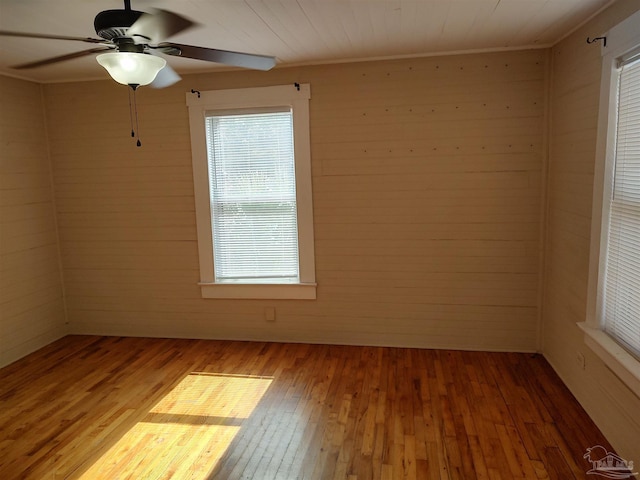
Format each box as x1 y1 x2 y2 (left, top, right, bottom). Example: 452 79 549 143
603 52 640 358
582 10 640 398
206 108 299 283
187 84 316 299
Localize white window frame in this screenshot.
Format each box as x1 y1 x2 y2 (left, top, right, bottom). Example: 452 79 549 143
187 84 316 300
581 10 640 398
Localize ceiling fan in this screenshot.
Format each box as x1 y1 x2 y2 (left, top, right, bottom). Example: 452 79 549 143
0 0 277 89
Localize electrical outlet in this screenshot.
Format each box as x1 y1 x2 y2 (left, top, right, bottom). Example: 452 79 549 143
264 307 276 322
577 351 586 370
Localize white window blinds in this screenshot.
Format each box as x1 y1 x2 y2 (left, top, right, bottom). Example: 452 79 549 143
603 55 640 358
205 108 300 283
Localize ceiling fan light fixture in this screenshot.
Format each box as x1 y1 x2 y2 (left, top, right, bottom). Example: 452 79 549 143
96 52 166 86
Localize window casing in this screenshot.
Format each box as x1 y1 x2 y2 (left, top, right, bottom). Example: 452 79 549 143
187 84 316 299
582 10 640 398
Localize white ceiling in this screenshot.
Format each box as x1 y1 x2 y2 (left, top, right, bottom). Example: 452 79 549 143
0 0 614 83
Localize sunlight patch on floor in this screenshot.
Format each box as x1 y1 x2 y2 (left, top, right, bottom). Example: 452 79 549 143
78 372 273 479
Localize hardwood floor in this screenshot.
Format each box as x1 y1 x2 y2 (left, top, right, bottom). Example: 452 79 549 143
0 336 616 479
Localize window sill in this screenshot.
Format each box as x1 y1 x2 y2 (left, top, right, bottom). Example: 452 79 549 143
577 322 640 398
199 282 317 300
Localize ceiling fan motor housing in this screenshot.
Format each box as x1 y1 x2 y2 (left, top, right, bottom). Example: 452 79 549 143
94 9 143 40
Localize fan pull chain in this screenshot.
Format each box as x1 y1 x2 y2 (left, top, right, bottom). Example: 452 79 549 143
127 87 135 139
127 85 142 147
132 87 142 147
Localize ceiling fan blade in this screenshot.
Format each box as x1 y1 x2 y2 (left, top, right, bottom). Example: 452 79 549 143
150 62 181 89
127 9 195 44
158 43 276 71
12 47 113 69
0 30 105 44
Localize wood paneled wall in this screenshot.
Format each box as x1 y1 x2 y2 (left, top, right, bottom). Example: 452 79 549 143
44 49 546 352
543 0 640 461
0 75 67 367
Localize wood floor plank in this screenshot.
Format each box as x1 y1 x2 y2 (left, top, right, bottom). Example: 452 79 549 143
0 336 619 480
